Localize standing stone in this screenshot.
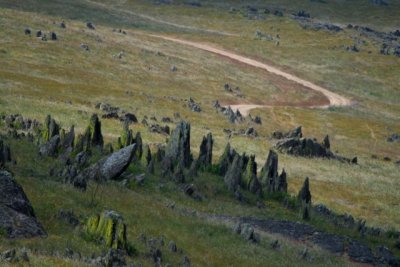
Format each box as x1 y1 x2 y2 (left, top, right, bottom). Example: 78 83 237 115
165 121 192 168
61 125 75 149
242 155 257 189
134 132 143 160
155 146 165 162
120 122 133 148
143 145 152 167
198 133 213 168
187 159 199 178
42 115 60 142
224 154 243 192
147 158 155 174
218 143 236 176
323 135 330 150
276 169 288 193
260 150 279 192
298 177 312 220
88 114 103 148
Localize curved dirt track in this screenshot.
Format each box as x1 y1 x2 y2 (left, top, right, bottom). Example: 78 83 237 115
150 35 352 114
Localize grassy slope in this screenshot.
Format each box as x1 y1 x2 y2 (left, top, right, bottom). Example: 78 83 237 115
0 0 399 263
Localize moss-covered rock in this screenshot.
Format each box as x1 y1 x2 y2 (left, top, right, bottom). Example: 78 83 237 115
41 115 59 142
86 210 128 250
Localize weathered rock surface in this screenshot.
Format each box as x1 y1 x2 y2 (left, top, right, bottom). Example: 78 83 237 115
198 133 213 168
165 121 192 168
0 171 46 238
217 143 236 176
100 144 137 180
39 135 60 157
86 210 128 251
0 139 12 166
260 150 287 193
224 154 243 192
298 177 312 220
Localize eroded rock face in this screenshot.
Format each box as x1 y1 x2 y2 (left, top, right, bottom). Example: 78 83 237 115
259 150 287 193
276 137 333 158
198 133 213 168
298 177 312 220
100 144 137 180
0 171 46 238
38 135 60 157
218 143 236 176
224 154 243 192
165 121 192 168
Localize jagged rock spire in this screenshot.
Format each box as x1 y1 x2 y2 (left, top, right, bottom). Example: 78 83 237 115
198 132 213 168
165 121 192 168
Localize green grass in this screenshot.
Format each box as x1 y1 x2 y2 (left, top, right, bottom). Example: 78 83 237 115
0 0 399 265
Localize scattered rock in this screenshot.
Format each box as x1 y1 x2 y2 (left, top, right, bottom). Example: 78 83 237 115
187 97 201 112
224 154 243 192
57 209 79 227
197 133 213 168
86 22 95 30
260 150 287 193
50 32 57 40
0 171 46 238
24 28 31 35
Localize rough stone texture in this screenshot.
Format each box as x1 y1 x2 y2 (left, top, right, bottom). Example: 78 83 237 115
0 171 46 238
87 114 104 148
165 121 192 168
348 239 374 263
142 144 152 167
198 133 213 168
217 143 236 176
260 150 278 192
38 135 60 157
100 144 136 180
119 122 133 149
272 126 302 139
375 245 399 266
42 115 60 142
61 126 75 149
224 154 243 192
173 163 185 183
242 155 262 196
86 210 128 251
0 139 12 167
134 132 143 160
311 232 345 255
276 137 334 158
298 177 312 220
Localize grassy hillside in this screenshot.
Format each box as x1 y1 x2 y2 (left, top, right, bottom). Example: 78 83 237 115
0 0 399 266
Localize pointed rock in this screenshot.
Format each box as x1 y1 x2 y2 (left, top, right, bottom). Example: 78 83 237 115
165 121 192 168
88 114 103 148
143 144 152 167
224 154 243 192
198 133 213 168
120 121 133 148
276 169 288 193
260 150 279 193
323 135 330 150
298 177 312 220
134 132 143 160
173 162 185 183
218 143 236 176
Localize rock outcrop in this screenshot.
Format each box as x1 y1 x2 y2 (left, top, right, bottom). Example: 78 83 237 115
217 143 236 176
0 171 46 238
198 133 213 169
86 114 103 148
41 115 60 142
86 210 128 251
39 135 60 157
298 177 312 220
260 150 287 193
224 154 243 192
165 121 192 168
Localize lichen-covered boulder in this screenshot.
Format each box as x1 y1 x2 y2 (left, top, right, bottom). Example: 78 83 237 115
0 171 46 238
86 210 128 250
119 122 133 149
41 115 60 142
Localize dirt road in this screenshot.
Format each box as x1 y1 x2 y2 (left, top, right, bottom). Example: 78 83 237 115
150 35 352 115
